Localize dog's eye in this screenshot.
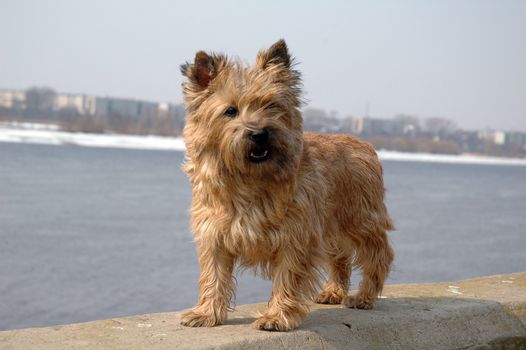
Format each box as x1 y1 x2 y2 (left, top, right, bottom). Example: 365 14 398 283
224 106 238 117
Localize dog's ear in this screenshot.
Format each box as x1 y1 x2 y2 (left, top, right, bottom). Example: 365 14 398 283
256 39 291 70
180 51 226 89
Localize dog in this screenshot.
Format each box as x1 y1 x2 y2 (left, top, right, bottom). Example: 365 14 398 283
179 39 394 331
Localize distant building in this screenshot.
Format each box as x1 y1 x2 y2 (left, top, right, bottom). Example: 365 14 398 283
95 97 147 118
423 117 457 138
25 87 56 112
90 97 178 120
504 131 526 148
53 94 158 118
493 131 506 145
477 129 526 149
54 94 96 115
478 130 506 145
477 129 497 144
349 116 364 134
0 89 26 110
349 117 406 137
302 108 340 133
0 87 185 133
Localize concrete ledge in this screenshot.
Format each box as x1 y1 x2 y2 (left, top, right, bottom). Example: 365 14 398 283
1 273 525 349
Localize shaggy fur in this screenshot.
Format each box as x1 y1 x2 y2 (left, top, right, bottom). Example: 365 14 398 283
179 39 394 331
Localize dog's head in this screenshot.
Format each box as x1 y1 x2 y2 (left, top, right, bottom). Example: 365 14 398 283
181 39 304 181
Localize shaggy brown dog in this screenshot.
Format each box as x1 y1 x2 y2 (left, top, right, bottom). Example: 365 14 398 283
179 39 394 331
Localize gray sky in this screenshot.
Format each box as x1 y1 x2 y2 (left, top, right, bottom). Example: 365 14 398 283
1 0 525 131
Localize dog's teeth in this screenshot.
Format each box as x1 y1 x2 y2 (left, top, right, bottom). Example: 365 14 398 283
251 150 268 158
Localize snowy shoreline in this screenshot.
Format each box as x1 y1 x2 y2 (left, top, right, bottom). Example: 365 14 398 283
1 122 525 166
0 122 185 151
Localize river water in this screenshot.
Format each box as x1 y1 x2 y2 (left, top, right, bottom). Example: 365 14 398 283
1 143 525 330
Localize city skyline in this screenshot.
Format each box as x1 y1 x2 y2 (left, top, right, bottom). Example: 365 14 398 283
2 86 525 136
4 86 526 133
1 1 525 131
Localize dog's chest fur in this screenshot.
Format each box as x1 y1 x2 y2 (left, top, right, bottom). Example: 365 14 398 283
189 165 300 260
186 156 322 266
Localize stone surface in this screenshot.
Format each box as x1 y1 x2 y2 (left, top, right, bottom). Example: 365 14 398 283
1 272 525 350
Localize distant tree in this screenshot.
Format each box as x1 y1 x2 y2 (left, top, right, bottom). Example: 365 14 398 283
424 117 457 138
393 114 420 137
394 114 420 127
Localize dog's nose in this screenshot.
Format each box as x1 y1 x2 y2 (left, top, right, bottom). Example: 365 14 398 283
249 128 269 144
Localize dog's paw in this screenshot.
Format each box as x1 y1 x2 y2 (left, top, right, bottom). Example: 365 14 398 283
343 295 374 309
180 310 222 327
315 290 346 305
253 314 296 332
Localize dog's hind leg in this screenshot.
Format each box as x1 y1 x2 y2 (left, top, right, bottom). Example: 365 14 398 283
343 229 393 309
315 256 351 305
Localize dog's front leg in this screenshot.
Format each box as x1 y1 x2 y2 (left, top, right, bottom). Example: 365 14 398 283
253 253 313 331
181 243 235 327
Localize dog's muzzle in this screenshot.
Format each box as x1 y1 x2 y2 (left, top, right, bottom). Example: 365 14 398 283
248 128 271 163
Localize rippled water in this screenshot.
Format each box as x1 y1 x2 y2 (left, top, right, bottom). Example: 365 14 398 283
1 143 525 330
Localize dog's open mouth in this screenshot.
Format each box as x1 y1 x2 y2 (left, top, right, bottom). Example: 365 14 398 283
248 148 270 163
